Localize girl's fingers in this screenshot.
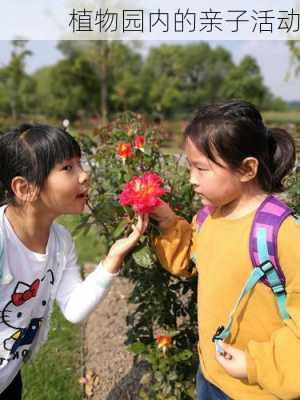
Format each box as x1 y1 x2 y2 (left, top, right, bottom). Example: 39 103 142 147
130 214 149 240
134 214 149 233
224 352 233 360
141 214 149 232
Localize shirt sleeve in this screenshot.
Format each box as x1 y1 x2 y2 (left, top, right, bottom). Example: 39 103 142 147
55 229 117 324
152 215 198 278
246 216 300 399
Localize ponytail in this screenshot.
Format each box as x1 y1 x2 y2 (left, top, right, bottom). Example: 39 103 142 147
261 128 296 193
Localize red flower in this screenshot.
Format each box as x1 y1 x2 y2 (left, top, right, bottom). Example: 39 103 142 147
134 135 145 149
118 172 166 214
117 143 133 158
156 335 172 349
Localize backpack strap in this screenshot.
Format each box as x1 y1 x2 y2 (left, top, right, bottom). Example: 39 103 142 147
250 195 294 321
249 194 293 287
191 206 215 264
195 205 215 233
212 195 294 353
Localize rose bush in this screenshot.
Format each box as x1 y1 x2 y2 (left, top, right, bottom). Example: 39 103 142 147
77 113 199 399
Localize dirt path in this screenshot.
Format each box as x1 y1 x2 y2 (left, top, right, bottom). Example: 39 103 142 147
82 266 148 399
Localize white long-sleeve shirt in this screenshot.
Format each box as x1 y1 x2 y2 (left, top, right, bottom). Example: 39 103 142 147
0 205 116 393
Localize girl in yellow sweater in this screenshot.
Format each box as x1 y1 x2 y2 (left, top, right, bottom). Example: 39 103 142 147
151 100 299 399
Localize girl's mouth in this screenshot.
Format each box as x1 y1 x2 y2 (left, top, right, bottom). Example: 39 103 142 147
76 192 88 200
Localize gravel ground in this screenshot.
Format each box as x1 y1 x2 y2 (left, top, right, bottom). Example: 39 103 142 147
83 266 148 400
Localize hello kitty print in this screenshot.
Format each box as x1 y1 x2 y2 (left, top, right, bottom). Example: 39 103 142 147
0 269 54 365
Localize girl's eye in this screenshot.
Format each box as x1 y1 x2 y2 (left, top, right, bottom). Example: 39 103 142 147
62 165 73 171
197 167 207 171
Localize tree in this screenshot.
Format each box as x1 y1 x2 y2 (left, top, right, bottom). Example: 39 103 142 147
288 41 300 77
220 56 269 108
0 40 35 120
141 43 234 118
109 43 144 113
57 41 143 122
33 57 100 119
180 44 233 112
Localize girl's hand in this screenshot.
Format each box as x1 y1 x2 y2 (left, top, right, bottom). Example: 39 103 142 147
102 214 149 273
149 200 177 230
215 342 248 379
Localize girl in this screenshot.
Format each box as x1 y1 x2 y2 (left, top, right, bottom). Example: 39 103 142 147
150 101 299 399
0 124 148 399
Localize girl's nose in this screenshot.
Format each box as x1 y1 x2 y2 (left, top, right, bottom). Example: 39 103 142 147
189 170 198 186
79 169 89 185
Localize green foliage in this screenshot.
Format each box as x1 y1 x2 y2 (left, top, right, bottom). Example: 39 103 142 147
142 43 234 117
55 41 144 121
0 41 286 120
129 340 196 399
220 56 270 108
0 40 35 119
33 57 101 119
288 41 300 77
76 114 200 398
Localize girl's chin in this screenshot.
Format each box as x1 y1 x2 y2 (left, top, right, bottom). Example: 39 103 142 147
201 200 214 208
197 195 215 207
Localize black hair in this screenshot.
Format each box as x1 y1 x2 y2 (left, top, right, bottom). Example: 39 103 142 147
0 123 81 205
185 100 296 193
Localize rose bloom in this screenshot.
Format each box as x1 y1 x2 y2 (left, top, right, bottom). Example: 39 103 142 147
156 335 172 349
134 135 145 149
118 172 166 214
117 143 133 158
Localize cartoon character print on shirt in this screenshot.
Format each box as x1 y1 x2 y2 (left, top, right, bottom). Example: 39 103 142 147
1 269 54 355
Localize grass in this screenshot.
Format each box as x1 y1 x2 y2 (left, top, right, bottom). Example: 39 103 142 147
58 214 103 265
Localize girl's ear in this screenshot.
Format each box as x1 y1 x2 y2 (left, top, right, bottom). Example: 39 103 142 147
10 176 39 203
239 157 259 183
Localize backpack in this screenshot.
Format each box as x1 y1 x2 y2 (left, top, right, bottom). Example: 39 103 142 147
195 194 300 353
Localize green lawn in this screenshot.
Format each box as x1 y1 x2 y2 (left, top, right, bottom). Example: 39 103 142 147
58 214 102 265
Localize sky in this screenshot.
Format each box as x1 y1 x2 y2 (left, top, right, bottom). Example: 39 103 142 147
0 39 299 101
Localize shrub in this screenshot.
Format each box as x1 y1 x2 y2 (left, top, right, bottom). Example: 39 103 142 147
78 113 199 399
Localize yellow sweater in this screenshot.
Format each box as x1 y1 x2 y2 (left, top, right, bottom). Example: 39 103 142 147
153 209 300 400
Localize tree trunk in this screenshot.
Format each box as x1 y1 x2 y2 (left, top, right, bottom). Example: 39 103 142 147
100 62 108 124
100 43 109 125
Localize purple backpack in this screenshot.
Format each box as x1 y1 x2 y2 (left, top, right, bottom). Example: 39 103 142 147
195 194 298 350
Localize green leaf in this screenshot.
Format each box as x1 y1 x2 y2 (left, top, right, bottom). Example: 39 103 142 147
177 349 193 361
128 342 147 354
140 372 152 385
132 243 155 268
112 218 128 239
